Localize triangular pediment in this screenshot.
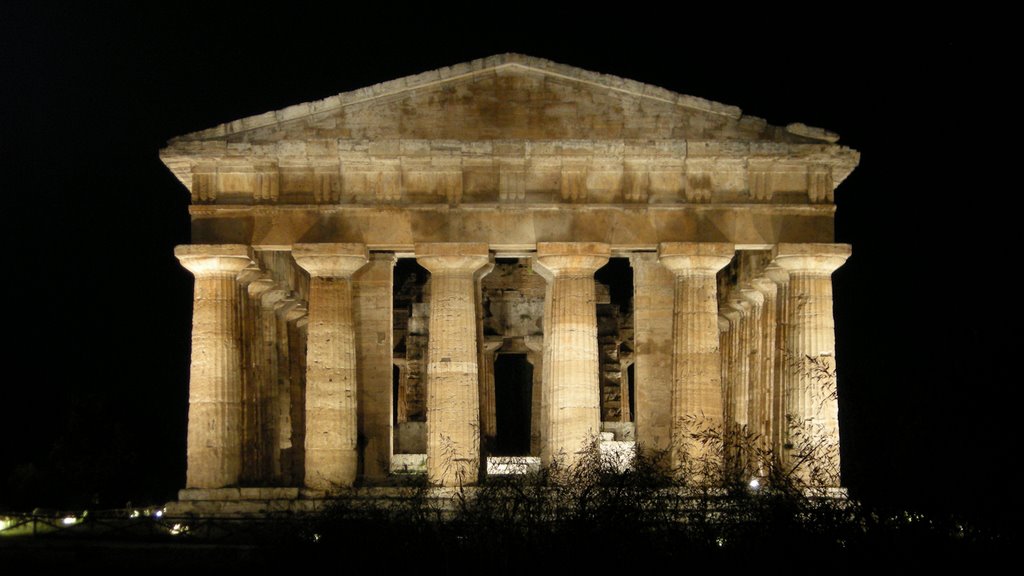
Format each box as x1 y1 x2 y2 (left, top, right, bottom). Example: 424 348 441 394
168 54 838 145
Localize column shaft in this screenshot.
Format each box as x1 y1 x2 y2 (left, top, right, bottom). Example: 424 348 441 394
293 244 368 490
658 243 734 480
751 277 778 472
354 254 396 481
176 245 253 489
417 243 491 486
774 244 850 486
628 254 675 454
533 242 610 468
525 340 544 457
765 266 790 462
480 342 502 449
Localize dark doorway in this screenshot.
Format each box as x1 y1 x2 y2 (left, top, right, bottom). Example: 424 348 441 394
494 354 533 456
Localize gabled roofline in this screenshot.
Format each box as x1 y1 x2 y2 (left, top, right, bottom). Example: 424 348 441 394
170 53 835 144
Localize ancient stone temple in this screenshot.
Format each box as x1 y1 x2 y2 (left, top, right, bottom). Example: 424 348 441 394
162 54 857 512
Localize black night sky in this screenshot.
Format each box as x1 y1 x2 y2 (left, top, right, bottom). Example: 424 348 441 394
2 5 1015 531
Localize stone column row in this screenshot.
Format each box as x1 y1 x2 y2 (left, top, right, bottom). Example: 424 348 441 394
176 241 847 491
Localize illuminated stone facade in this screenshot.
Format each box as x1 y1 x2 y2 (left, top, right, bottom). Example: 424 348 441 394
162 55 857 511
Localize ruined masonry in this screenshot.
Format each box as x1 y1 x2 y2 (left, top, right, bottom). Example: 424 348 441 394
162 54 857 514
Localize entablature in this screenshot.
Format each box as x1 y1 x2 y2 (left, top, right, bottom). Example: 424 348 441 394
163 138 858 206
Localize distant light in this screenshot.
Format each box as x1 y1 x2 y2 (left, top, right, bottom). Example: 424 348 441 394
313 533 322 543
154 510 164 518
716 537 725 547
130 510 140 518
62 516 77 525
170 523 188 535
749 478 760 490
0 519 6 531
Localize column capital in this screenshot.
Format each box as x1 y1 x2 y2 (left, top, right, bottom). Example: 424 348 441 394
534 242 610 276
720 306 742 325
246 275 274 295
718 315 731 333
292 243 368 278
773 243 851 275
238 268 267 285
763 264 789 285
175 244 254 277
284 303 308 322
658 242 734 275
739 287 765 307
750 276 778 295
274 298 302 319
524 334 544 353
726 297 751 317
415 242 490 274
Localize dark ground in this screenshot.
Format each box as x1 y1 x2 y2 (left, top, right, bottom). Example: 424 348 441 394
0 4 1016 539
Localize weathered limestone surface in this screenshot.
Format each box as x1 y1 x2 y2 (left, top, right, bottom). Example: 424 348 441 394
237 271 265 483
773 243 851 485
189 205 837 249
162 55 858 204
534 242 610 466
658 243 733 476
281 302 307 485
255 282 289 481
292 244 368 490
525 337 544 457
417 243 491 486
479 341 502 447
629 253 674 454
164 56 859 508
353 253 395 480
750 277 778 463
175 244 254 489
764 265 790 459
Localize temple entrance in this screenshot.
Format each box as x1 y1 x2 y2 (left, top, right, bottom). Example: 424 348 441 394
493 354 533 456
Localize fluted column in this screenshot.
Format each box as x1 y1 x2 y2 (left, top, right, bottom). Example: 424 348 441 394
628 253 675 455
725 297 751 430
720 305 742 475
353 253 397 482
533 242 610 467
237 270 265 483
175 244 254 489
480 341 503 450
257 286 288 481
750 277 778 470
292 243 368 490
740 289 764 434
525 336 544 457
773 243 851 486
280 302 307 486
658 242 734 478
764 265 789 461
417 243 491 486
